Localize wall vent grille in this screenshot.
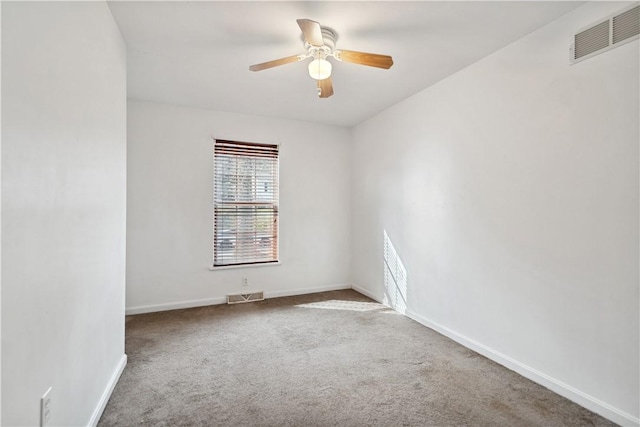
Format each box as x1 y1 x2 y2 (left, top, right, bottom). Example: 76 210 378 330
227 291 264 304
574 21 610 59
571 4 639 64
613 5 640 44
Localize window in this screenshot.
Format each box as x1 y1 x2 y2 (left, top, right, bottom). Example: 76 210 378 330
213 139 279 267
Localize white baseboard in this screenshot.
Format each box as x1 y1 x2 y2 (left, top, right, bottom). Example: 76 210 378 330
125 284 353 315
405 309 639 427
265 284 351 299
126 297 227 315
87 354 127 427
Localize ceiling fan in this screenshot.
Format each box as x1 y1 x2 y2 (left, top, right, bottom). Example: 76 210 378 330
249 19 394 98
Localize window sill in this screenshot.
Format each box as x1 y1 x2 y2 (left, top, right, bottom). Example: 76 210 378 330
209 261 281 271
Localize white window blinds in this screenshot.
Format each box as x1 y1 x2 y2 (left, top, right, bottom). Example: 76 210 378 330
213 140 279 267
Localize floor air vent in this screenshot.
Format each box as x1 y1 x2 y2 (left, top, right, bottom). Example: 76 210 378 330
227 291 264 304
571 4 639 64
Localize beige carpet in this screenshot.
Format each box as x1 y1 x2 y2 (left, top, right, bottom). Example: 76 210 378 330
99 290 616 426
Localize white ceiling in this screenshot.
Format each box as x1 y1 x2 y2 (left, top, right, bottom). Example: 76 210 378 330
108 1 583 127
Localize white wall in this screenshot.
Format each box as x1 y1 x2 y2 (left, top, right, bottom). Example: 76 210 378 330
0 1 3 422
126 100 351 313
1 2 127 426
351 2 639 425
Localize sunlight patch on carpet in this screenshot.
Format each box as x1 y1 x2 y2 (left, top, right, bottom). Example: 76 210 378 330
296 299 389 312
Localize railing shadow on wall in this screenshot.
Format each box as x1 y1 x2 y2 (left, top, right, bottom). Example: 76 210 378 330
383 230 407 315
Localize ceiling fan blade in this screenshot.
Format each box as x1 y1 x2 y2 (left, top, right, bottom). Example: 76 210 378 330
317 77 334 98
297 19 324 47
335 50 394 69
249 55 303 72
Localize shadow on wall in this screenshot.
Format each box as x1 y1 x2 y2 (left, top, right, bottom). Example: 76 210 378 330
383 230 407 314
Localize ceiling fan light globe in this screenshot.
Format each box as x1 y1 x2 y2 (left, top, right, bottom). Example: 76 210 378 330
308 59 332 80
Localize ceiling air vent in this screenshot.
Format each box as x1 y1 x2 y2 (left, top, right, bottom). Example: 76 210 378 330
571 4 639 64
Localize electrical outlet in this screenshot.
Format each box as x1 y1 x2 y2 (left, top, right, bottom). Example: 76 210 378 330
41 387 52 427
242 277 249 287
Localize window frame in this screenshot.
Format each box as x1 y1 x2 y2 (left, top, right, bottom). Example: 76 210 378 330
211 138 280 269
